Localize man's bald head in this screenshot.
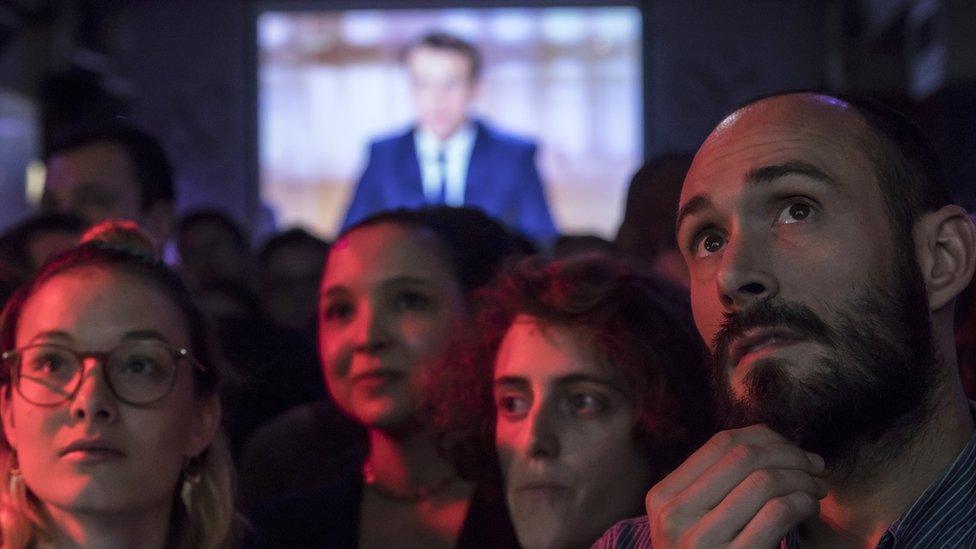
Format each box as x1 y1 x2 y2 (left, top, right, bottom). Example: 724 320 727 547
695 92 951 239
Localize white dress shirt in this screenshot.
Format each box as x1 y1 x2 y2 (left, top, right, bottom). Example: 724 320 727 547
413 123 476 207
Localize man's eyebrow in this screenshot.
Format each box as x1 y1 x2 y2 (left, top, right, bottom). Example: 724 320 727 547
675 194 713 236
675 161 835 235
746 161 835 186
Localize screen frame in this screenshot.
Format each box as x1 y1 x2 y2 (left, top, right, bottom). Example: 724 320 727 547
246 0 651 236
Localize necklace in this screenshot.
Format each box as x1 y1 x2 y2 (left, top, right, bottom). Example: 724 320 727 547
361 460 457 501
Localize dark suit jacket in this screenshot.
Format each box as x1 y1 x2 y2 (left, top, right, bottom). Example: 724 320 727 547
340 120 558 245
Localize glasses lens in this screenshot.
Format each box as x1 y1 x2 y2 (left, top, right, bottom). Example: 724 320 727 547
106 343 178 404
16 345 82 405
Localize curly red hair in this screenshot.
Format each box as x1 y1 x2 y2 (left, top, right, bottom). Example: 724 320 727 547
430 253 715 483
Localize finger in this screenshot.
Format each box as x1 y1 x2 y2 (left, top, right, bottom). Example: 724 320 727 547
646 425 817 544
729 491 821 549
675 441 824 512
686 468 828 546
648 425 797 505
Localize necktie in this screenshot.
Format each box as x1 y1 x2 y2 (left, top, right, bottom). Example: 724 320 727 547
433 150 447 205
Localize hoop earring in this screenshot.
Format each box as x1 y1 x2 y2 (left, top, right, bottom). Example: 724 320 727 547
8 452 23 498
180 454 202 511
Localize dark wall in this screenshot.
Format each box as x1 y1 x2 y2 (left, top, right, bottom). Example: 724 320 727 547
643 0 828 157
117 1 254 232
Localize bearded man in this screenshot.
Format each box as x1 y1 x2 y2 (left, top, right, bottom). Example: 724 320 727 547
597 92 976 548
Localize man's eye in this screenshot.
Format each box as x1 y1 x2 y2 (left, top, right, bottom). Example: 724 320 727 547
778 202 814 224
695 233 726 258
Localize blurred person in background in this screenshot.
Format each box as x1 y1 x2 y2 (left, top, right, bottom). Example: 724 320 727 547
0 214 86 308
615 153 694 288
42 122 176 250
255 228 330 333
0 214 86 276
176 209 252 294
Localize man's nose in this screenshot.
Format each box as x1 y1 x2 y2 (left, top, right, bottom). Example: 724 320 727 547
68 359 119 422
716 231 779 310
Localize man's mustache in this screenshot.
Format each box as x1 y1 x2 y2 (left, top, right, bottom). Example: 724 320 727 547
712 299 834 367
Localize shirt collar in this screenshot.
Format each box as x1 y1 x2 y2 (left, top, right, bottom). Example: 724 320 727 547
415 122 476 160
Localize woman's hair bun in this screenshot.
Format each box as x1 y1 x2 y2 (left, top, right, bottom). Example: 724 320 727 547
79 220 157 257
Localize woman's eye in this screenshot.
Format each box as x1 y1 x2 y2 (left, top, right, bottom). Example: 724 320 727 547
322 301 353 322
778 201 814 224
567 392 606 417
495 394 530 419
122 357 159 376
393 292 430 312
31 354 68 373
695 233 726 258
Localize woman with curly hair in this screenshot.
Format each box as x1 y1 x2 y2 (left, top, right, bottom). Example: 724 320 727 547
433 254 715 549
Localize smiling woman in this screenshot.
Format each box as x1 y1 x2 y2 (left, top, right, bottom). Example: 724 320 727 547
246 206 524 548
432 254 715 549
0 236 234 548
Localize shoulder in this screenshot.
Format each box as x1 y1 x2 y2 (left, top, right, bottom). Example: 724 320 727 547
590 516 652 549
369 126 416 151
474 120 537 152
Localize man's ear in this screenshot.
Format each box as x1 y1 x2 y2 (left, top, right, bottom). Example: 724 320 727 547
1 390 18 451
914 204 976 312
186 394 221 458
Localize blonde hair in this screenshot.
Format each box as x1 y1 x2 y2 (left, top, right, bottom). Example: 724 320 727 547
171 433 237 549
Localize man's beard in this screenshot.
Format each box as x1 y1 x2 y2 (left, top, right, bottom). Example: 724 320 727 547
711 250 938 478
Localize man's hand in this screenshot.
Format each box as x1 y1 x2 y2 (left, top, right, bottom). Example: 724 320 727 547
645 425 827 548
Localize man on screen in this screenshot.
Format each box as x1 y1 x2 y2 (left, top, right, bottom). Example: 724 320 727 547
340 31 558 246
596 91 976 547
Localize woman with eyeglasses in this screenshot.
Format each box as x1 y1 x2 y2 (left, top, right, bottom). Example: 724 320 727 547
0 230 234 547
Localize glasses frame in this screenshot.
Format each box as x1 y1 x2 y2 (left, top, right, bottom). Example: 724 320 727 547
1 342 206 408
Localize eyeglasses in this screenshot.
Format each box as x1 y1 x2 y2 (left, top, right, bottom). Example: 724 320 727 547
1 342 205 407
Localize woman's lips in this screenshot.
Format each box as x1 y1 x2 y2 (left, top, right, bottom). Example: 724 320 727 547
59 439 125 464
351 369 406 390
513 482 572 503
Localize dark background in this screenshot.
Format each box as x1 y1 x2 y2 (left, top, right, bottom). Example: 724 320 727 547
0 0 973 237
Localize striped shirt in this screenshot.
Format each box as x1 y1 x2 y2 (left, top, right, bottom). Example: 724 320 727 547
593 402 976 549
